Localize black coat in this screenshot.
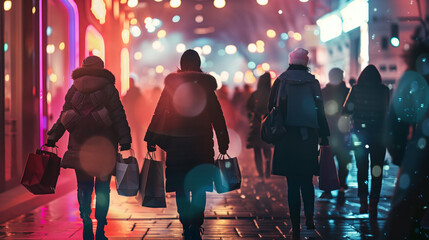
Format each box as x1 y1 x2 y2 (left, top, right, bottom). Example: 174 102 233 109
145 71 229 192
246 89 271 148
343 65 390 144
268 69 330 177
322 82 350 147
47 67 131 176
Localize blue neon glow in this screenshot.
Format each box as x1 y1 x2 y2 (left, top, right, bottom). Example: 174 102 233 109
391 37 400 47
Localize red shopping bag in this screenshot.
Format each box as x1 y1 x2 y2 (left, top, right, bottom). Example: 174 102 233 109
21 146 61 194
318 146 340 191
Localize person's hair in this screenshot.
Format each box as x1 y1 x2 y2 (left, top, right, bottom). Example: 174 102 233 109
287 64 310 72
178 49 202 72
257 72 271 91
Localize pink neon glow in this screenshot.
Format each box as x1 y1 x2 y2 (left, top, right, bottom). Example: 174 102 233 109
39 0 44 145
61 0 79 85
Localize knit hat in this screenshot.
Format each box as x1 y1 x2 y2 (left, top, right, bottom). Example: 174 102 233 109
82 55 104 69
180 49 201 71
289 48 309 66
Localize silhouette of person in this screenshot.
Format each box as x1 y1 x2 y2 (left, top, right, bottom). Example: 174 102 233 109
268 48 330 239
343 64 389 218
145 49 229 240
246 72 272 179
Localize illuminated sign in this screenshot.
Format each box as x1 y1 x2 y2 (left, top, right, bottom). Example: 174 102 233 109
91 0 106 24
316 14 342 42
341 0 369 32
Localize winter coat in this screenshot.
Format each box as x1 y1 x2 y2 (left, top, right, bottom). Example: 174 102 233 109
145 71 229 192
322 82 350 147
246 89 271 149
342 66 390 145
47 67 131 176
268 69 330 177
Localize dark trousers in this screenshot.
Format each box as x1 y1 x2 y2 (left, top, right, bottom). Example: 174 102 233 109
354 143 385 200
331 144 352 188
75 170 111 223
176 189 206 227
286 174 315 221
253 147 272 177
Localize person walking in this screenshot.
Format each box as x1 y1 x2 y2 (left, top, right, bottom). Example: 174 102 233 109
46 55 132 240
145 49 229 240
268 48 330 239
320 68 352 203
246 72 272 180
342 64 389 219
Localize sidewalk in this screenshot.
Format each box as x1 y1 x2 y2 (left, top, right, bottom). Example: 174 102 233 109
0 148 399 239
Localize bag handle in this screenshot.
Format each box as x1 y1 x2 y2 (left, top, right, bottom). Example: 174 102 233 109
117 148 136 163
40 145 58 154
216 153 232 160
145 151 157 161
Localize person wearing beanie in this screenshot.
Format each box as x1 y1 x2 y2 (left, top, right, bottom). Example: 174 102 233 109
267 48 330 239
320 68 352 202
145 49 229 240
46 55 132 240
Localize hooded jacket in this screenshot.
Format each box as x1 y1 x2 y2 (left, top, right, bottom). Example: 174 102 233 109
342 65 390 141
47 67 131 170
145 71 229 150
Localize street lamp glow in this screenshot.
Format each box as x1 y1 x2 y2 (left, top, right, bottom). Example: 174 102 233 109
127 0 138 8
267 29 276 38
225 45 237 54
213 0 226 8
4 0 12 11
300 0 309 2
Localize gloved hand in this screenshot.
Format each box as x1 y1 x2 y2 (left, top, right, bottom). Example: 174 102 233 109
46 139 56 147
320 137 329 146
219 144 228 155
147 143 156 152
120 143 131 151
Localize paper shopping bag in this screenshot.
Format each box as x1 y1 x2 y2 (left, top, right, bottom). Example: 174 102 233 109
319 146 340 191
136 152 166 208
21 146 61 195
115 150 140 196
214 154 242 193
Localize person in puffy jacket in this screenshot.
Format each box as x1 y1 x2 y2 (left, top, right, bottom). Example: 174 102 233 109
46 55 132 240
342 64 389 219
268 48 330 239
145 49 229 240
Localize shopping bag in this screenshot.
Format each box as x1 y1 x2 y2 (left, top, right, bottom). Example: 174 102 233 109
136 152 166 208
214 154 242 193
318 146 340 191
21 146 61 195
115 149 140 196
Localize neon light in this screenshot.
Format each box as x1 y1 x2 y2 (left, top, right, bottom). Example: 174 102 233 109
341 0 369 32
120 48 130 96
91 0 106 24
317 14 342 42
360 22 369 70
59 0 79 86
85 25 105 61
39 0 44 145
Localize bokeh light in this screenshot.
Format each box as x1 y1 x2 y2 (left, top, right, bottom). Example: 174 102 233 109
127 0 138 8
202 45 212 55
59 42 65 50
195 15 204 23
261 62 270 71
225 45 237 55
4 0 12 11
46 44 55 54
220 71 229 82
266 29 276 38
134 51 142 60
248 61 256 69
176 43 186 53
372 165 382 178
233 71 244 83
46 26 53 36
172 15 181 23
213 0 226 8
256 0 268 6
325 100 339 116
293 32 302 41
170 0 181 8
79 136 116 177
130 25 141 37
130 18 138 25
157 29 166 38
399 173 410 189
172 83 207 117
248 43 257 53
152 40 162 50
155 65 164 73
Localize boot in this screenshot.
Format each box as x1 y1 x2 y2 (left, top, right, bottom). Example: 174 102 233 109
305 215 315 230
181 224 190 238
82 214 94 240
290 218 300 239
78 188 94 240
95 221 108 240
265 160 271 179
369 199 378 219
188 224 203 240
360 197 368 214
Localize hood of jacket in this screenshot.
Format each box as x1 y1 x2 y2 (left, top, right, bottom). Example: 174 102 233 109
357 64 382 85
71 67 115 93
278 69 316 85
164 71 217 91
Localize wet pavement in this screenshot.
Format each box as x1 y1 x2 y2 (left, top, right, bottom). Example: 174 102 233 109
0 148 399 239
